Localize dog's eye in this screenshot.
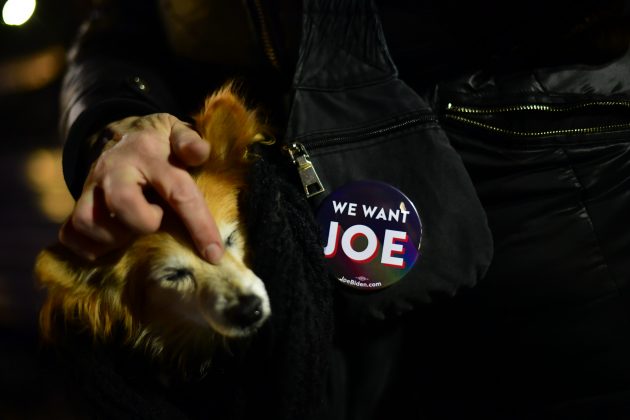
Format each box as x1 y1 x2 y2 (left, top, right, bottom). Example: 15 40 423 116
225 231 237 248
162 268 193 282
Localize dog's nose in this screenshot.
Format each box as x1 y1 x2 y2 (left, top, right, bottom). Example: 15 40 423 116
225 294 264 327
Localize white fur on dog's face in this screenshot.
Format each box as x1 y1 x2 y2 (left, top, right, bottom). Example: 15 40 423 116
139 222 270 339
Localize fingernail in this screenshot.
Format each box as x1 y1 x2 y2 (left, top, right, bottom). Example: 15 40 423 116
204 243 223 264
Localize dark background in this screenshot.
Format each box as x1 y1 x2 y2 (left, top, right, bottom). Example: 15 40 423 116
2 0 630 418
0 1 87 417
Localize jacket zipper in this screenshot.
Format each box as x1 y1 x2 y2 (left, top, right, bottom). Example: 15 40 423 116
444 100 630 137
251 0 280 70
285 142 325 198
284 113 437 198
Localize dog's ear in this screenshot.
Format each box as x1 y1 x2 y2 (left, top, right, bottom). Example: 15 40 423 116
35 245 128 342
194 83 271 172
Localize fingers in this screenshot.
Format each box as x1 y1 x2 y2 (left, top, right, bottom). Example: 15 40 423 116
63 163 162 260
148 164 224 264
170 120 209 166
60 113 220 264
59 219 105 261
100 165 164 234
60 187 135 260
63 176 163 261
59 217 133 261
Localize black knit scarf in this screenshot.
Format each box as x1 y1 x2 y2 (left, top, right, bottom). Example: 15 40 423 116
54 153 335 420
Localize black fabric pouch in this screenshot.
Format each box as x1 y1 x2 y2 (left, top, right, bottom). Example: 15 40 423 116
283 0 493 325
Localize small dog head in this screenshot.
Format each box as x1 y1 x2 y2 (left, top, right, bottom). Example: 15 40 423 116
35 85 271 369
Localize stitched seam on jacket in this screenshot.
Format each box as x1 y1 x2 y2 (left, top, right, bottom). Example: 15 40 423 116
558 144 623 298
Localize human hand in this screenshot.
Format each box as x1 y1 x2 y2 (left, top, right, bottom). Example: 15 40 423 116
59 113 224 263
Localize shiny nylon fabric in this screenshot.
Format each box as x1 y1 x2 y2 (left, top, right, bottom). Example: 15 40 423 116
439 47 630 310
448 136 630 308
427 47 630 416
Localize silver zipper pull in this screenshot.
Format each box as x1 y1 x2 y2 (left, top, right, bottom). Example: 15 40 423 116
285 142 325 198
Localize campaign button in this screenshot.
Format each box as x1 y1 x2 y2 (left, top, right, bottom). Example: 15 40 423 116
316 180 422 290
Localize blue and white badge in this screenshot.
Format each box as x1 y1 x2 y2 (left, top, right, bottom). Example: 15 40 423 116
316 180 422 290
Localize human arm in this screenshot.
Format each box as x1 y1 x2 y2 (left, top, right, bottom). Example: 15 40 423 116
59 1 223 262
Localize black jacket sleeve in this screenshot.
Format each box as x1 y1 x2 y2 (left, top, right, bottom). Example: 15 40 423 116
60 1 179 199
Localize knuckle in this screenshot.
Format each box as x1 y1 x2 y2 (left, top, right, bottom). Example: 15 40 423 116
110 116 141 131
92 153 113 176
134 133 156 154
174 130 201 148
155 112 171 121
132 131 168 157
143 217 162 233
132 211 161 235
149 113 174 129
108 187 138 210
70 210 92 234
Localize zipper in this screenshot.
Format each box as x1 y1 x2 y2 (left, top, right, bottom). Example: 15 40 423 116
284 142 325 198
444 100 630 137
285 113 437 198
251 0 280 70
303 113 436 151
446 101 630 114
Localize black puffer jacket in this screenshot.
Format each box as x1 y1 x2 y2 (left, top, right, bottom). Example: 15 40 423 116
59 1 630 419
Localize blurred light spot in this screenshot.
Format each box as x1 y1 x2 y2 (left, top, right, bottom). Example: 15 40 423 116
25 148 74 223
2 0 36 26
0 45 65 95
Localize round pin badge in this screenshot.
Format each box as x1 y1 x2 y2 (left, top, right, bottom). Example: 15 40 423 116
316 180 422 290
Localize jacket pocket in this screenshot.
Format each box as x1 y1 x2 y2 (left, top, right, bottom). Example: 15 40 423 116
440 97 630 314
283 108 494 325
285 110 438 203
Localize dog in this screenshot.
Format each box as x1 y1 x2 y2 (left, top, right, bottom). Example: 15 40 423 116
35 85 272 372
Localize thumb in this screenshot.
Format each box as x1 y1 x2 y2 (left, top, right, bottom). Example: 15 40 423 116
170 120 210 166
